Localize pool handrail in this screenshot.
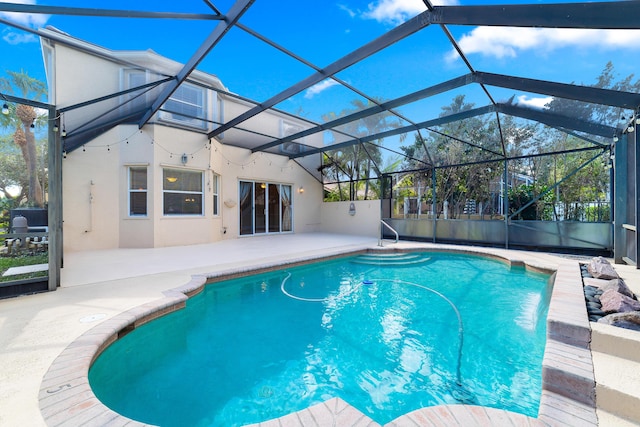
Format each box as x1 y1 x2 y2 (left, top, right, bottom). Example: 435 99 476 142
379 220 399 246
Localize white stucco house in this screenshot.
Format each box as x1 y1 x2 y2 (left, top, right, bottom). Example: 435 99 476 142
38 27 379 253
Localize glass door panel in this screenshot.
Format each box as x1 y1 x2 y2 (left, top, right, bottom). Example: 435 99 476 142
255 182 266 234
268 184 281 233
239 181 253 235
282 185 292 232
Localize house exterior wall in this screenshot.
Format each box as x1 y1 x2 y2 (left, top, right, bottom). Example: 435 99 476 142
61 122 323 252
45 30 326 252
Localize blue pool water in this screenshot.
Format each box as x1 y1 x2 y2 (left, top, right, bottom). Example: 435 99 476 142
89 251 551 426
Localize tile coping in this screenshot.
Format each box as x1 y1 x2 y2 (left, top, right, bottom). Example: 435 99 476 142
38 246 596 426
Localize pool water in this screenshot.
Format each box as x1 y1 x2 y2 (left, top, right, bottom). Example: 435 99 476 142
89 251 551 426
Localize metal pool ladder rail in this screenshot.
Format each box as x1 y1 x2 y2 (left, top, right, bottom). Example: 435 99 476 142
379 220 399 246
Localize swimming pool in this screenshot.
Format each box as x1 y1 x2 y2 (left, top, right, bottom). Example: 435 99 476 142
89 251 551 426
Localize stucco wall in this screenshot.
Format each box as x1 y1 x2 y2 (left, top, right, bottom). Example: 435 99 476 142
50 32 325 252
62 128 122 251
319 200 381 237
61 123 323 252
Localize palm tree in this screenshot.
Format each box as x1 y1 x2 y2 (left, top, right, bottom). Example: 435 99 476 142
0 70 47 207
322 98 405 200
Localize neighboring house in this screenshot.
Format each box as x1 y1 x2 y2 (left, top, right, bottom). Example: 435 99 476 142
40 27 324 252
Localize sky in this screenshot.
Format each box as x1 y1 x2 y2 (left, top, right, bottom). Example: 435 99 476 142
1 0 638 143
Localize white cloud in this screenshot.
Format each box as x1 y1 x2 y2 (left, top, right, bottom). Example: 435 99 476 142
338 3 356 19
2 30 37 44
363 0 458 25
447 27 640 61
0 0 50 38
304 79 340 99
516 95 553 110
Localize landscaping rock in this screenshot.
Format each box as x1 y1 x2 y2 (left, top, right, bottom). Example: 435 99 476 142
587 256 619 280
600 288 640 313
599 278 636 299
598 311 640 331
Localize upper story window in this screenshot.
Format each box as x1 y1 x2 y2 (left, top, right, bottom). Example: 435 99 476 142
128 166 147 216
160 83 208 130
122 69 149 114
279 119 305 155
122 69 222 132
163 168 203 215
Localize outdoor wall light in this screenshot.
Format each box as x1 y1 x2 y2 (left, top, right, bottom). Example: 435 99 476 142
298 186 304 193
2 103 8 115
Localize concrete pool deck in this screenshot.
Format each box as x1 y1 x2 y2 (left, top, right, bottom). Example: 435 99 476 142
1 233 639 426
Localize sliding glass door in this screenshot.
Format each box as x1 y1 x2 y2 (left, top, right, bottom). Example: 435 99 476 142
239 181 292 235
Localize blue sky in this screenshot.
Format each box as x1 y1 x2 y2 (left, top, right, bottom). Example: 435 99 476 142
1 0 638 130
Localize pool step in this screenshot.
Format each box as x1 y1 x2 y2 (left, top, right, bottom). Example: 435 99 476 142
591 350 640 425
351 253 431 266
590 323 640 425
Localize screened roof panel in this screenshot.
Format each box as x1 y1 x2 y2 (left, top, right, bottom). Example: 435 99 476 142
332 25 467 101
1 0 638 175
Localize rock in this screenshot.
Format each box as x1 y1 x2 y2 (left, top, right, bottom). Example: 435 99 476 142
598 311 640 331
600 288 640 313
584 285 598 294
587 257 619 280
600 278 636 299
586 301 602 309
587 307 606 317
585 295 600 303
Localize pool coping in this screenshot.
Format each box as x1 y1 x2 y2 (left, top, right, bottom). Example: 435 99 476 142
38 246 597 426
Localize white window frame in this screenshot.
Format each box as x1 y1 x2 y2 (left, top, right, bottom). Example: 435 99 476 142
159 82 209 130
121 69 149 114
211 173 220 216
279 119 305 155
162 168 204 216
128 166 148 217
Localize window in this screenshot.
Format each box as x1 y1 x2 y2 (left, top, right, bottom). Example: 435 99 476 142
163 168 203 215
212 173 220 216
128 166 147 216
122 69 149 114
161 82 207 129
279 119 305 155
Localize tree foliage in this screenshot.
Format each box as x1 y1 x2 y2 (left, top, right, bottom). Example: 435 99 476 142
321 98 404 201
0 70 48 208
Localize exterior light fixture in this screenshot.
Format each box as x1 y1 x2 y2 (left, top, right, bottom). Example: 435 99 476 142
628 124 635 133
181 153 188 165
613 135 619 143
61 127 67 137
298 186 304 193
53 122 59 133
2 103 8 115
